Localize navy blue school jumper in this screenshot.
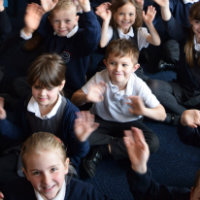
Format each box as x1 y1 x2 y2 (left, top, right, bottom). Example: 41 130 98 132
0 97 89 169
38 10 101 97
1 176 111 200
127 168 190 200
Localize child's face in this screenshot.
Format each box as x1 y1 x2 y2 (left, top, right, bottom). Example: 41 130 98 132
23 149 68 200
32 80 65 108
190 19 200 41
104 53 139 90
49 7 79 37
113 2 136 34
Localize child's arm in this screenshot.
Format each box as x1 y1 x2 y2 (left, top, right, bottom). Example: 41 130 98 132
95 2 112 48
40 0 58 13
153 0 171 21
128 96 166 121
143 5 161 46
23 3 44 37
77 0 91 12
71 81 107 106
0 192 3 200
0 97 6 120
74 111 99 142
180 109 200 128
135 0 144 9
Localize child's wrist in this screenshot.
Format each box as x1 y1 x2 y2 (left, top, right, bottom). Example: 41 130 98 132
23 27 34 36
0 6 4 12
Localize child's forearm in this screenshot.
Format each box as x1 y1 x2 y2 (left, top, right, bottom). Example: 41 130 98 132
146 23 161 46
100 19 110 48
160 5 171 21
142 104 166 121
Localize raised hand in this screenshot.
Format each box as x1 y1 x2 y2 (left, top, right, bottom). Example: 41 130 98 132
74 111 99 142
127 96 145 116
24 3 44 35
143 6 156 26
40 0 58 12
124 127 149 174
0 97 6 120
86 81 107 103
181 109 200 128
77 0 91 12
95 2 112 21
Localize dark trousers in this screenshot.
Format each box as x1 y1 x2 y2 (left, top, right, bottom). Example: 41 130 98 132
89 116 159 160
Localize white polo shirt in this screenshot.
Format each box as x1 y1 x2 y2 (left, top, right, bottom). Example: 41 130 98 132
82 69 160 122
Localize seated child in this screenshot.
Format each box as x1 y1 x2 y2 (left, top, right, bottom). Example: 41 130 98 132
71 38 166 177
178 109 200 147
21 0 101 97
0 53 98 176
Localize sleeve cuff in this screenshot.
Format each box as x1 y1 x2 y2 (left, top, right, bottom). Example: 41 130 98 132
20 29 32 40
182 0 199 4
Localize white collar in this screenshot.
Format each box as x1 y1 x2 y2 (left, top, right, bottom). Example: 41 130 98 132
118 27 134 38
35 180 66 200
194 36 200 52
54 25 79 38
27 94 62 119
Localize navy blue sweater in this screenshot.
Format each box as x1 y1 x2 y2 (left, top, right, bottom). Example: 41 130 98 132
39 11 101 96
0 97 89 168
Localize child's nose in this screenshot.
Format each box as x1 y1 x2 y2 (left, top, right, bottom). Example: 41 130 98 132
40 89 47 96
59 21 65 28
42 174 51 185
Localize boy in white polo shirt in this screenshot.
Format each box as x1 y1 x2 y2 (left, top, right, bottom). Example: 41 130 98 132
71 39 166 177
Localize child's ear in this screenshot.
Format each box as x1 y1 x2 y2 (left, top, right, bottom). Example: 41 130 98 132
75 15 79 23
23 168 30 181
64 158 70 175
59 80 65 91
133 64 140 72
103 59 108 67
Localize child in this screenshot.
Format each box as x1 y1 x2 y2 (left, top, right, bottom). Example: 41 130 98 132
0 132 108 199
96 0 160 50
148 1 200 124
94 0 160 79
71 39 166 177
0 53 98 173
21 0 101 97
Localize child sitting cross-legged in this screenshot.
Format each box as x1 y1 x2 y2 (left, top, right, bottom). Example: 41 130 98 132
71 38 166 178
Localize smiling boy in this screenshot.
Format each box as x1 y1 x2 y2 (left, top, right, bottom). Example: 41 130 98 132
71 38 166 177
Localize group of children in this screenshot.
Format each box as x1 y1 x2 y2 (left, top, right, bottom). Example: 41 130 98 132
0 0 199 199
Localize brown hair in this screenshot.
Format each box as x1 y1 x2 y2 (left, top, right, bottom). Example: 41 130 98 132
49 0 77 18
110 0 143 29
184 1 200 67
21 132 67 169
105 38 139 64
27 53 66 89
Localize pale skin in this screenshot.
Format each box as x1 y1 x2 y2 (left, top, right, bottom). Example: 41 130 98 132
153 0 171 21
23 0 91 36
96 2 160 48
0 0 4 12
180 109 200 128
123 127 149 174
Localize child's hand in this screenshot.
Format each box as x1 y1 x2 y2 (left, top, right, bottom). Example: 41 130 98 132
24 3 44 36
74 111 99 142
127 96 145 116
0 97 6 120
124 127 149 174
95 2 112 22
181 109 200 128
0 0 4 11
153 0 169 8
40 0 58 13
143 6 156 26
77 0 91 12
0 191 4 200
86 81 106 103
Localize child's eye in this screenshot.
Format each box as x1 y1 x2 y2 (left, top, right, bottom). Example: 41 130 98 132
122 64 128 67
129 13 134 16
110 62 116 65
33 85 41 90
50 167 57 173
65 20 71 23
54 20 60 24
32 171 40 176
119 12 124 16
